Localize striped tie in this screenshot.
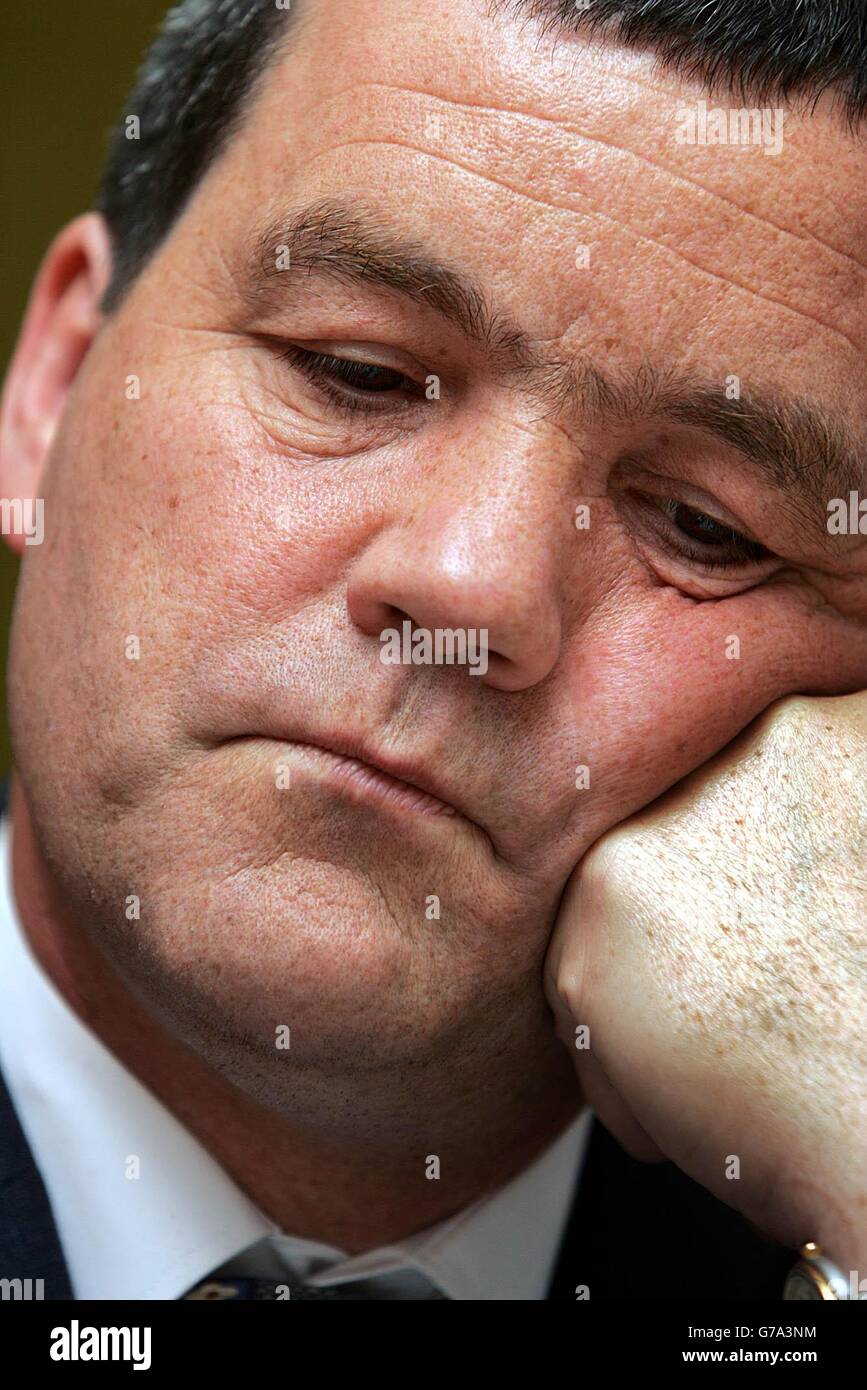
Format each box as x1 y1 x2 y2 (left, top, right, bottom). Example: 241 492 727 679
182 1274 448 1300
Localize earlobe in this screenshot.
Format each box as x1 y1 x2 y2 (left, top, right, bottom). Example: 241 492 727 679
0 212 113 555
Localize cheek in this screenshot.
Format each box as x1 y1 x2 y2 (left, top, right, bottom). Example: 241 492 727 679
33 351 362 679
12 334 416 815
565 581 862 845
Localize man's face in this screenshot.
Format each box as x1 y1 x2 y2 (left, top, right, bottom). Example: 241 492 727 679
9 0 867 1103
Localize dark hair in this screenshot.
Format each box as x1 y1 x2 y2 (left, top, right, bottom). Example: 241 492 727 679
497 1 867 120
97 0 293 311
98 0 867 311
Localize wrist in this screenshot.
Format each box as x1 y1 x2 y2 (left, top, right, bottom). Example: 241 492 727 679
779 1159 867 1297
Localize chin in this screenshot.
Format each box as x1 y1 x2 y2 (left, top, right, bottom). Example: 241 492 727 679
91 847 481 1068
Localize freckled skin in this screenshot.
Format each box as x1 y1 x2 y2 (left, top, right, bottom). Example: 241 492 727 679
2 0 867 1247
547 694 867 1266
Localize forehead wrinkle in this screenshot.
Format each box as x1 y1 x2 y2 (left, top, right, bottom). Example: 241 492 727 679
322 57 866 277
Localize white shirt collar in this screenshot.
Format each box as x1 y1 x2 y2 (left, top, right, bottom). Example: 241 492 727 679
0 811 591 1300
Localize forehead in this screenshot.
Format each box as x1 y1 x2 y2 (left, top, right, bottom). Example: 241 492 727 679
178 0 867 412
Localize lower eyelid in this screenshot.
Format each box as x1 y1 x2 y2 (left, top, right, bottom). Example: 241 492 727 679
626 492 772 570
663 522 769 568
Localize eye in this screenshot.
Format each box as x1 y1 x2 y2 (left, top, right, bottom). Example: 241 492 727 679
277 344 422 416
652 496 771 569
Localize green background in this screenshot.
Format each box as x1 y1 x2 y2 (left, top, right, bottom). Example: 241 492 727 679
0 1 170 773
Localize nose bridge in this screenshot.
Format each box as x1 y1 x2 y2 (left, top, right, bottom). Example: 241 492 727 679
346 433 568 691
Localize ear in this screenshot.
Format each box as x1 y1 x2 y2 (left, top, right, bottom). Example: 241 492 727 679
0 213 113 555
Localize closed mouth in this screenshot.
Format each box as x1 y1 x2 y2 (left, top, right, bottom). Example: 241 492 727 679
296 741 460 818
224 727 498 858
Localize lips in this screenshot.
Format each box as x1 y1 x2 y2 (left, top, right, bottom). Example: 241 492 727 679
300 731 469 813
300 743 459 818
229 724 487 834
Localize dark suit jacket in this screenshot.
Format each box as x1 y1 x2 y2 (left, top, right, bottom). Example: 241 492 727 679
0 779 794 1300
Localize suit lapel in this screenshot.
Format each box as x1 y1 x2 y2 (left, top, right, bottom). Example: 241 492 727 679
548 1118 794 1299
0 1054 73 1299
0 777 73 1298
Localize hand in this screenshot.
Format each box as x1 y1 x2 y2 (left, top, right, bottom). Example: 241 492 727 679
545 693 867 1283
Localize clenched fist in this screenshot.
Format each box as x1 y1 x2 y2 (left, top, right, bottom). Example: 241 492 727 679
545 693 867 1284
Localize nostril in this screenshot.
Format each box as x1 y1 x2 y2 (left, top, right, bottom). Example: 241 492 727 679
381 604 412 630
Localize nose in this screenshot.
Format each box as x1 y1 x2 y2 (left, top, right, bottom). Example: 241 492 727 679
346 456 565 693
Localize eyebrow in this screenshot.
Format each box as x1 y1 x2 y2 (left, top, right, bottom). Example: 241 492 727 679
242 195 538 375
571 362 866 518
240 196 865 519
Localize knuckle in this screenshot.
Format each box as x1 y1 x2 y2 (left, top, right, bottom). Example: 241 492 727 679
551 959 584 1019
